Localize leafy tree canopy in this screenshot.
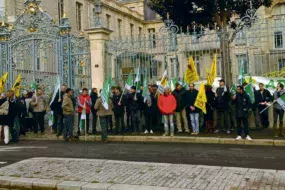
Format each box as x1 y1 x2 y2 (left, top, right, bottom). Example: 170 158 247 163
149 0 272 31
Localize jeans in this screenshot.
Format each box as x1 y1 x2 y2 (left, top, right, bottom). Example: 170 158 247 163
175 109 189 132
216 110 230 131
78 113 90 135
273 109 284 136
33 112 45 133
190 113 199 133
63 115 74 140
131 110 141 133
99 116 108 141
145 114 153 131
259 105 269 128
252 107 261 128
236 117 249 136
164 115 174 134
115 114 125 134
53 112 64 135
92 113 98 134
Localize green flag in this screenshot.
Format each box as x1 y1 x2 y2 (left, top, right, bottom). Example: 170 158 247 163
125 71 133 90
230 84 237 95
134 68 141 91
277 94 285 110
245 83 255 104
238 63 245 85
101 80 110 110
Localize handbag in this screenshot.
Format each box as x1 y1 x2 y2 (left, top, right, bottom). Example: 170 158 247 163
0 100 9 115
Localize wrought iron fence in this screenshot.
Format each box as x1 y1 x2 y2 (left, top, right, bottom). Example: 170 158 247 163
0 0 91 95
105 6 285 86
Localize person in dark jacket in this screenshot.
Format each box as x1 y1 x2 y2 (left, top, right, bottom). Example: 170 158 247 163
19 91 28 136
112 86 126 135
272 83 285 137
151 84 162 130
143 86 154 134
186 83 200 135
126 86 143 134
90 88 98 135
205 85 216 133
252 87 261 129
256 83 272 128
233 85 252 141
172 83 190 133
215 79 231 134
50 84 67 136
125 90 132 131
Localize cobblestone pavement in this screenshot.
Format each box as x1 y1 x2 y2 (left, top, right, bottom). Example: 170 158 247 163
0 158 285 190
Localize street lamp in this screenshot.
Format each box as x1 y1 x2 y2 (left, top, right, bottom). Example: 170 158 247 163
93 0 102 27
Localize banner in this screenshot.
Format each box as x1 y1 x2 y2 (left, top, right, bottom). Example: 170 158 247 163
194 83 207 114
184 56 199 85
49 76 61 106
125 71 133 91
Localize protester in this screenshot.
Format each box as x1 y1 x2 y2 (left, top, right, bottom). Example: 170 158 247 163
143 86 154 134
158 87 177 137
125 89 132 131
251 86 261 129
112 86 125 135
205 85 216 133
19 91 28 136
90 88 98 135
126 86 143 134
95 90 114 142
172 83 190 133
62 88 75 141
186 83 200 135
273 83 285 137
215 79 230 134
256 83 272 129
30 88 46 134
77 88 91 135
151 84 161 129
233 85 252 140
0 92 10 144
50 84 67 136
108 86 116 132
24 92 34 133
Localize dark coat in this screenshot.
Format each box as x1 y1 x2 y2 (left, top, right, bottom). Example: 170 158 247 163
172 88 187 112
206 90 216 111
90 91 98 115
216 86 230 110
0 99 9 126
112 93 125 116
50 91 65 114
185 89 200 113
144 95 154 115
233 92 251 118
255 89 272 104
126 92 143 112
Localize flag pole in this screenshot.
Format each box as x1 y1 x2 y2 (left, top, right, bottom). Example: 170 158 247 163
259 100 276 114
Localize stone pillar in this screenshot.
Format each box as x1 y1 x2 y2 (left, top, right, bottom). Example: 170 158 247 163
86 27 112 90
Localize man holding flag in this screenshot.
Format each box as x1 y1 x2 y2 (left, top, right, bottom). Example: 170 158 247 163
272 83 285 137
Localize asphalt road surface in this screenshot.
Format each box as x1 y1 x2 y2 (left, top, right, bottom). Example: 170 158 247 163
0 140 285 170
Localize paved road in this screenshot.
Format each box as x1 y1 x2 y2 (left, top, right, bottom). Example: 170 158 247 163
0 140 285 170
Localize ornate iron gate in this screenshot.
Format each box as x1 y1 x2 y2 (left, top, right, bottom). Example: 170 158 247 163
0 0 91 94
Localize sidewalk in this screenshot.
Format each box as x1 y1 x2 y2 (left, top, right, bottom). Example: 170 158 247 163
19 129 285 146
1 157 285 190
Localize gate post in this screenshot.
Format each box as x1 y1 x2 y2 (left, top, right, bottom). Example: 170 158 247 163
86 28 112 90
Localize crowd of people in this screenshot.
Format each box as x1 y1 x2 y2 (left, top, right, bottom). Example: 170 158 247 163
0 79 284 145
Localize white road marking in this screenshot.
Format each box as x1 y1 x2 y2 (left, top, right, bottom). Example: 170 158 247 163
0 146 47 152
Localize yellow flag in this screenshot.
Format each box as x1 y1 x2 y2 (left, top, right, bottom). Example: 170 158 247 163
194 83 207 114
207 54 217 85
0 72 8 94
184 56 199 85
12 74 21 97
161 70 168 87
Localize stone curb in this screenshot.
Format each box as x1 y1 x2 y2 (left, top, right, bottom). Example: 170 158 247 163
20 135 285 147
0 176 191 190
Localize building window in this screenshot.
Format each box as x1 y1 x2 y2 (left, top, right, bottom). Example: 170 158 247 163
118 19 122 39
217 56 222 76
236 31 246 45
76 2 83 31
279 59 285 71
59 0 64 20
106 14 111 29
237 54 249 75
275 31 283 48
130 23 134 37
148 28 156 48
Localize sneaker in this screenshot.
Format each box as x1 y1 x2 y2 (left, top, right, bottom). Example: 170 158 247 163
170 133 174 137
246 135 252 141
177 130 182 133
162 133 168 136
226 130 231 134
191 132 195 135
150 130 154 134
185 130 190 134
236 136 242 140
144 130 149 134
214 129 219 133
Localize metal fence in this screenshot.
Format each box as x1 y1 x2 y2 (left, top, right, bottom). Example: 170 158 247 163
0 0 91 94
105 7 285 86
